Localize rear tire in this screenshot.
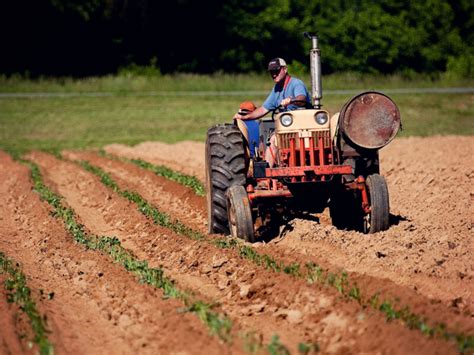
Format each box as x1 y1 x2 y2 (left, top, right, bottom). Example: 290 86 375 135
205 124 247 235
364 174 390 233
226 185 255 242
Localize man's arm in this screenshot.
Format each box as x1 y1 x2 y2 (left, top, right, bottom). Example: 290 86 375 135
233 106 269 121
280 94 307 107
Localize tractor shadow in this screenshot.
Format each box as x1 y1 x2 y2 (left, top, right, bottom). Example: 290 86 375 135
257 212 319 243
257 212 409 242
389 213 409 226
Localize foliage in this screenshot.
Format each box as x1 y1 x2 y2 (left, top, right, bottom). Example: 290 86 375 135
129 157 205 196
78 160 204 240
267 335 290 355
445 53 474 79
1 0 472 76
298 342 320 354
0 253 54 355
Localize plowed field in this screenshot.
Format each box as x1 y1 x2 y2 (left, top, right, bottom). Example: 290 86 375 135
1 135 472 354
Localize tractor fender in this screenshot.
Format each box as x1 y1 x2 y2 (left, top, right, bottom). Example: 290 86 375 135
236 119 260 158
330 112 340 147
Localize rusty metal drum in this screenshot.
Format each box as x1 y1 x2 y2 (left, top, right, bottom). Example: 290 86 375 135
339 91 401 149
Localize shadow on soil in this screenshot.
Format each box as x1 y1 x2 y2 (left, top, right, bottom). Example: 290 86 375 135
257 212 319 243
389 213 409 226
257 212 409 243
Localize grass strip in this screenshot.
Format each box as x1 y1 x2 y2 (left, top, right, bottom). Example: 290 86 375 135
130 158 205 196
25 161 232 343
79 160 203 240
98 150 205 196
0 252 54 355
76 159 473 353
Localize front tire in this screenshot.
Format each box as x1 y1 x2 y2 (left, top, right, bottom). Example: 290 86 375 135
363 174 390 233
226 185 255 242
205 124 247 235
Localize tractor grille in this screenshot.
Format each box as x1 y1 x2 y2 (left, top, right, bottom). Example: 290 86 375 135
277 132 298 149
312 131 332 148
277 130 331 149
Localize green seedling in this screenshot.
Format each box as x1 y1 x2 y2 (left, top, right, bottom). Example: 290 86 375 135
0 253 54 355
97 151 205 196
298 342 320 354
130 158 206 196
79 160 203 241
267 335 290 355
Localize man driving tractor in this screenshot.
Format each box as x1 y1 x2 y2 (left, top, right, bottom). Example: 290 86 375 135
206 33 400 241
233 57 311 166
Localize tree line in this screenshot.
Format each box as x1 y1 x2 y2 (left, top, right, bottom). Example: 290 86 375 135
1 0 472 77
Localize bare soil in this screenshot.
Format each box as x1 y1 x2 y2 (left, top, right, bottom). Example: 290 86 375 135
0 151 233 355
103 136 474 313
0 135 472 354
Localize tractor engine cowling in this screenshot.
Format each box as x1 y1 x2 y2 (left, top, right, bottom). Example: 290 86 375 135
274 109 339 168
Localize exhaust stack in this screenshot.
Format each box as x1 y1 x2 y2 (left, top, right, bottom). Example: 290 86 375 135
304 32 322 109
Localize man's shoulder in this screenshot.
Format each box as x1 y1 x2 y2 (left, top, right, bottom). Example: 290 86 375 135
289 77 306 86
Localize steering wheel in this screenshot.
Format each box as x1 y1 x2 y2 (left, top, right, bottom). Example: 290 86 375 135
270 99 310 120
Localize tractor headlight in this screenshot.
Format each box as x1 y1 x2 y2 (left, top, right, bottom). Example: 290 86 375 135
315 112 328 125
280 114 293 127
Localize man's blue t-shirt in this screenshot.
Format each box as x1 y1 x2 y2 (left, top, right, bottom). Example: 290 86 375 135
262 76 311 112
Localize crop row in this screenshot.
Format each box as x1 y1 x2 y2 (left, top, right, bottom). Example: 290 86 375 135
0 252 53 355
99 150 206 196
24 159 308 354
81 154 473 353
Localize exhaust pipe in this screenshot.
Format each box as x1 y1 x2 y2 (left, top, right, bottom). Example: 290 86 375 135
304 32 322 109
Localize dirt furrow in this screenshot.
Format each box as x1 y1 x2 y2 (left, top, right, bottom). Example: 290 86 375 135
66 150 473 341
27 151 463 353
103 136 473 314
63 150 207 234
0 151 229 354
105 141 206 183
0 277 26 354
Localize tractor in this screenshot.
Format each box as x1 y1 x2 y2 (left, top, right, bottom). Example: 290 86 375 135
205 32 401 242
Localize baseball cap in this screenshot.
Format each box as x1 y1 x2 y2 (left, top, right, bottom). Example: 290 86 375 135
238 101 256 114
268 58 287 71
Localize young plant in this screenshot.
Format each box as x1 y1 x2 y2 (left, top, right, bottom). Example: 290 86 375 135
0 253 53 355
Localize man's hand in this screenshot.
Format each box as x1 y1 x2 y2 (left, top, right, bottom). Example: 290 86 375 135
280 97 292 107
233 106 269 121
233 113 244 120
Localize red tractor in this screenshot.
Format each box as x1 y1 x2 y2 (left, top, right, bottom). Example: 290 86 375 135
206 33 401 242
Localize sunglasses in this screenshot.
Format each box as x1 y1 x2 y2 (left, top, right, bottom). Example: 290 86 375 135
269 68 281 76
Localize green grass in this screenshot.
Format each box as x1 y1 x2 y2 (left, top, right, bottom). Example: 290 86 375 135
0 90 472 157
1 72 472 93
0 73 472 157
